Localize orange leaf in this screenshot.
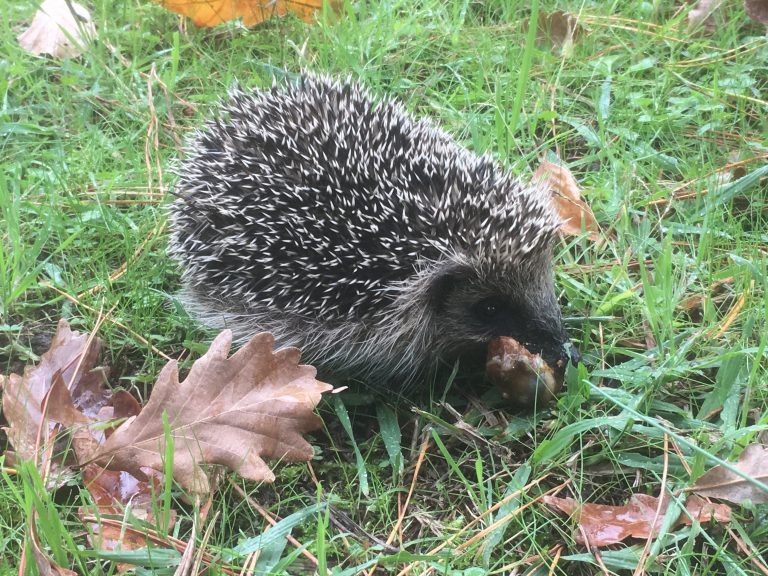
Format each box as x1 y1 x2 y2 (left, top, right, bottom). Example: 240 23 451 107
159 0 337 27
533 159 600 241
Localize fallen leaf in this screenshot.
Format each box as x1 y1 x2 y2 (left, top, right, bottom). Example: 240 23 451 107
46 373 104 462
536 11 583 48
100 390 143 439
80 463 174 569
159 0 338 27
29 528 78 576
1 319 103 462
744 0 768 25
544 494 667 546
17 0 95 59
679 494 732 525
692 444 768 504
533 159 600 241
83 464 164 519
544 492 731 546
92 331 332 494
679 277 734 320
686 0 725 33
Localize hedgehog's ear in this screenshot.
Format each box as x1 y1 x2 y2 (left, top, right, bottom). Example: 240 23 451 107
426 263 470 314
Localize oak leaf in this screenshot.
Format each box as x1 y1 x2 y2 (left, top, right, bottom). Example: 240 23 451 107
678 494 732 525
533 159 600 241
91 331 332 494
1 319 106 463
80 463 174 570
159 0 337 27
692 444 768 504
544 492 731 546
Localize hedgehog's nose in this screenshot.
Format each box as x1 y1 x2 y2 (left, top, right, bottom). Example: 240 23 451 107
567 343 580 366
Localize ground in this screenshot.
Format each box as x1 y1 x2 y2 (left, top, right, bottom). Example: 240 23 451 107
1 0 767 574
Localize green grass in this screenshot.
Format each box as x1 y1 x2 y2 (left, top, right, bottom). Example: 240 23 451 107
1 0 767 574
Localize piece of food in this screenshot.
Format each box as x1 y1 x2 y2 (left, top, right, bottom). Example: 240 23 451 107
486 336 561 405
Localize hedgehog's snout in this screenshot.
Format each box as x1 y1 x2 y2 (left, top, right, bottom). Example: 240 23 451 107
528 321 578 375
566 343 580 367
485 308 579 407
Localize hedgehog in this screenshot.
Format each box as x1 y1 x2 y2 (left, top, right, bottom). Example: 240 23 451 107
168 74 577 403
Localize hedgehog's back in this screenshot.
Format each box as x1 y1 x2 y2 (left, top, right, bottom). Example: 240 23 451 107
169 75 556 327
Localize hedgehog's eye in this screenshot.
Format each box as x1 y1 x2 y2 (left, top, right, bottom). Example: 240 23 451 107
472 297 508 322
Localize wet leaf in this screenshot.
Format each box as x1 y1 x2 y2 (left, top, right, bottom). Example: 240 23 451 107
544 494 667 546
1 319 104 462
92 331 332 494
544 492 731 546
692 444 768 504
679 494 732 525
80 463 174 569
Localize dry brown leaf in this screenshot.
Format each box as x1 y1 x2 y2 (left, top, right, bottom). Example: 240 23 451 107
533 160 599 241
679 494 732 525
692 444 768 504
92 331 332 494
159 0 337 27
745 0 768 25
80 463 174 569
686 0 725 32
17 0 95 59
544 492 731 546
1 319 104 462
536 11 584 48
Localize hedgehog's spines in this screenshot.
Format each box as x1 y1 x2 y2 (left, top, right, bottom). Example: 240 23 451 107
169 73 566 389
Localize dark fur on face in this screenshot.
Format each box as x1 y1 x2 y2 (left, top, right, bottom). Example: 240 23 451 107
425 260 571 372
